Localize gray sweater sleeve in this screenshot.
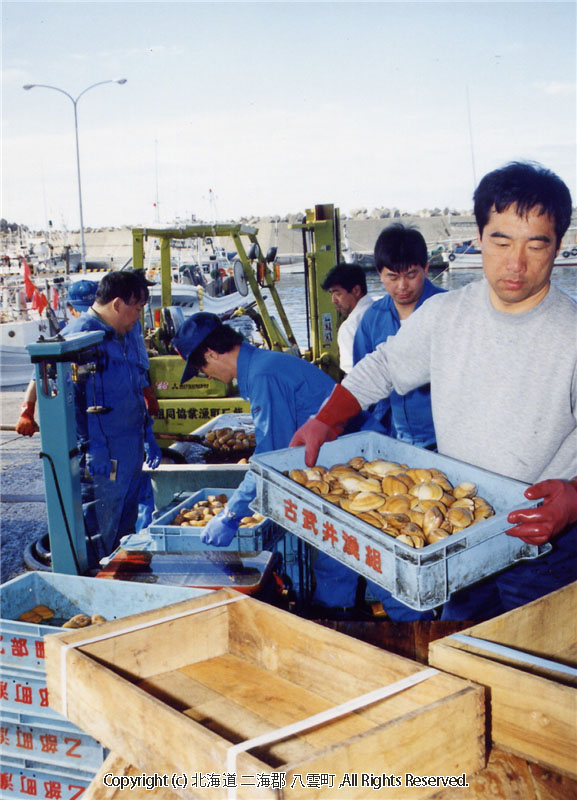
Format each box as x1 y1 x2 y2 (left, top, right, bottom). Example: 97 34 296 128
342 299 436 408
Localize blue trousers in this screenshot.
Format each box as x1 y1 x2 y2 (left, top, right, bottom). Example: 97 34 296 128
81 434 144 567
312 550 435 620
441 523 577 621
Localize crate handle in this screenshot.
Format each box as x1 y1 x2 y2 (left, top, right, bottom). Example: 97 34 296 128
225 666 440 798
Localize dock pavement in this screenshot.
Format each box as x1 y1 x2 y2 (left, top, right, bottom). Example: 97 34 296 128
1 389 48 584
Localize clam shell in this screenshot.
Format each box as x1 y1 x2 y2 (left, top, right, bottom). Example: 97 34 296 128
451 498 475 511
453 481 477 499
349 491 387 512
383 494 415 514
410 482 444 501
379 512 410 529
423 506 445 534
400 522 425 538
347 456 367 471
306 480 330 495
339 476 382 493
362 460 402 477
408 510 425 528
396 533 415 547
289 469 308 486
426 528 450 544
405 467 433 483
382 475 412 496
448 507 474 529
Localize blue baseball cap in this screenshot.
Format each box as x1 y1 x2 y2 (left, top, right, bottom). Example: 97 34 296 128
173 312 221 384
67 280 98 311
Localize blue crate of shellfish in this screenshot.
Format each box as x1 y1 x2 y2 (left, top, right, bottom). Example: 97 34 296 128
0 572 209 672
249 431 547 611
145 488 277 551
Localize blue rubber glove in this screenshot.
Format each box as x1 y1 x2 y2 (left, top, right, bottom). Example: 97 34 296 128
201 509 240 547
86 444 111 479
144 424 162 469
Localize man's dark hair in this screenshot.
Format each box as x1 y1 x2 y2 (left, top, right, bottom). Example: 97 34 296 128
474 161 573 246
321 263 367 295
184 323 244 375
373 223 428 274
95 271 150 305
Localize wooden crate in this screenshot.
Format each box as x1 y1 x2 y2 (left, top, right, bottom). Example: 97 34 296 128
45 588 485 799
429 582 577 779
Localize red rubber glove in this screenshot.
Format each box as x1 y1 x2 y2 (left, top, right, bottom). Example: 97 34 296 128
15 402 38 437
290 384 361 467
506 479 577 545
142 385 160 416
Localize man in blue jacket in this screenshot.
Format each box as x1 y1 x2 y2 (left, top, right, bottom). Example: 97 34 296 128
173 312 336 547
319 224 446 619
353 223 445 447
62 271 161 566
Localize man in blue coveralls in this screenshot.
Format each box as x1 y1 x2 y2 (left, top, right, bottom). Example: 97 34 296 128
62 271 162 567
172 312 336 549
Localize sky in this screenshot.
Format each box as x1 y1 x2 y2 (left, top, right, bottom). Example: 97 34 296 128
2 1 576 231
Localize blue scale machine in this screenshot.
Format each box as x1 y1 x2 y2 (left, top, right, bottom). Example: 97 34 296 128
25 332 300 602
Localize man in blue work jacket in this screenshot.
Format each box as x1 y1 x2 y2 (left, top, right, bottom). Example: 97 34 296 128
173 312 336 548
316 224 447 620
62 271 161 567
353 223 445 446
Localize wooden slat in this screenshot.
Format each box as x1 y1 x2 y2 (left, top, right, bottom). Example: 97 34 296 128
429 638 577 777
462 583 577 659
139 666 317 766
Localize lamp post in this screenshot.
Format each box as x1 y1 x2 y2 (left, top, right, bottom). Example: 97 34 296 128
23 79 127 273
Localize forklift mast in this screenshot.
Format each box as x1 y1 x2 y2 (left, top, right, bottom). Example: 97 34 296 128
131 214 342 439
289 204 343 381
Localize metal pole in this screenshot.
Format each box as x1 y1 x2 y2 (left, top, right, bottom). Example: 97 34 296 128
23 79 127 273
72 100 87 272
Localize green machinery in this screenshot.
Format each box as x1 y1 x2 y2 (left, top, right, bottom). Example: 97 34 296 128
132 205 345 439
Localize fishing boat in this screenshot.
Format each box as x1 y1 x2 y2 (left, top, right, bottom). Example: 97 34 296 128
0 280 64 388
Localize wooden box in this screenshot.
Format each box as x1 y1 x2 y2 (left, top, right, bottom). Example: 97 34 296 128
429 582 577 779
45 589 485 799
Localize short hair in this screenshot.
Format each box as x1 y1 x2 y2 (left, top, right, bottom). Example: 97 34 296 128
374 223 428 273
321 263 367 295
183 323 244 375
474 161 573 245
95 271 150 306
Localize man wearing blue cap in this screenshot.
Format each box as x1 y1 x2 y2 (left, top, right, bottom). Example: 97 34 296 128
17 272 162 567
173 312 337 548
61 271 162 565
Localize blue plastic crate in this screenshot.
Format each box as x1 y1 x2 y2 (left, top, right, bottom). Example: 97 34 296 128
0 572 209 672
146 488 277 551
0 755 93 799
1 666 71 721
0 715 107 774
250 431 548 611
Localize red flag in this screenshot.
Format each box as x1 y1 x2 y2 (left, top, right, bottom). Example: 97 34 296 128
31 289 49 314
52 287 59 311
22 259 36 301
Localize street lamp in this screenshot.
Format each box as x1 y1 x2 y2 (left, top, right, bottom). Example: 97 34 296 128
23 79 127 273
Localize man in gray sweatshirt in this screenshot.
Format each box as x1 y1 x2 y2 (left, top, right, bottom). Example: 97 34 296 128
291 161 577 620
